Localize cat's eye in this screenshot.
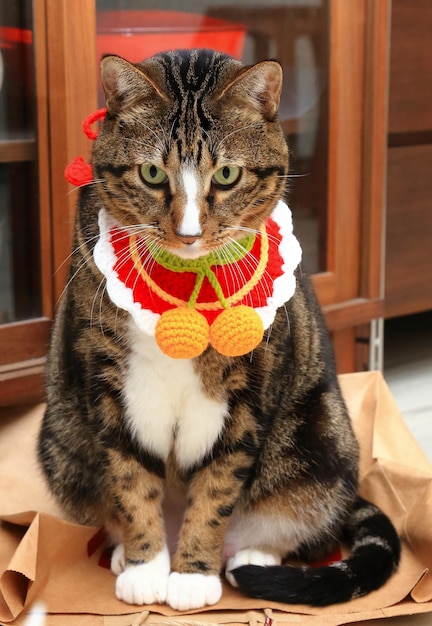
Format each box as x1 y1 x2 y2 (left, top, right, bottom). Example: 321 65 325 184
212 165 241 188
140 163 168 187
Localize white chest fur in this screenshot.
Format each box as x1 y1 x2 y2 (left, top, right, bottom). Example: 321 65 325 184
123 323 228 469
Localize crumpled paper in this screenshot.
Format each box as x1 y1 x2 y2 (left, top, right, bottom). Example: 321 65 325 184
0 371 431 626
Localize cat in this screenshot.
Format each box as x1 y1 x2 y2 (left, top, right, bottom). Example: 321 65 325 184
38 49 400 611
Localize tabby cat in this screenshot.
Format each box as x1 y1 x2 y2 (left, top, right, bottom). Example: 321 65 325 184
38 49 400 611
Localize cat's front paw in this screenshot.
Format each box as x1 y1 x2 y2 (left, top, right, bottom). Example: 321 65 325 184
167 572 222 610
111 543 126 575
115 547 170 605
225 548 282 588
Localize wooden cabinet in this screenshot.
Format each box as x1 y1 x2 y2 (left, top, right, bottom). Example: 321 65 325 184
0 2 49 404
387 0 432 136
385 0 432 319
0 2 97 405
0 0 390 405
386 144 432 318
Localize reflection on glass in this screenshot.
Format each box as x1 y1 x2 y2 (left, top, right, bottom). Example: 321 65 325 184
96 0 328 274
0 1 40 323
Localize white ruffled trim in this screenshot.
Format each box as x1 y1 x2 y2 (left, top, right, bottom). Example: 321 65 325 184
256 199 302 329
93 209 160 335
93 200 302 336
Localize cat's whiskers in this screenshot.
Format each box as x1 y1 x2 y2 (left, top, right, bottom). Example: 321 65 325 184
123 135 165 159
114 224 166 274
116 223 161 237
55 233 102 277
114 229 166 287
217 244 244 297
112 233 171 317
220 224 282 249
127 112 167 156
219 226 258 260
201 127 215 156
213 122 263 156
276 302 291 338
61 225 156 319
98 282 112 337
167 117 178 152
226 237 274 302
213 248 231 300
221 242 258 308
222 238 272 310
66 178 106 196
132 236 162 283
57 246 98 306
263 322 273 351
112 245 138 288
112 230 159 291
277 173 310 179
129 227 167 252
90 274 108 333
223 225 259 236
144 241 166 279
215 246 243 301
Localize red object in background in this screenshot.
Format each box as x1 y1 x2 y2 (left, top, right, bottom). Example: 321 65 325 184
96 10 245 62
0 26 33 134
311 545 343 567
87 527 112 569
0 26 32 49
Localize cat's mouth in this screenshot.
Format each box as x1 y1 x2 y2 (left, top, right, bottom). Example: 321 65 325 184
166 236 227 260
165 226 253 261
170 243 208 260
166 231 255 261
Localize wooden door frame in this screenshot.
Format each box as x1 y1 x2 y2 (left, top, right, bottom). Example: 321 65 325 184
46 0 98 300
312 0 390 371
313 0 390 331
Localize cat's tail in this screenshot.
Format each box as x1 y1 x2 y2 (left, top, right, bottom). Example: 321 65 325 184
229 496 401 606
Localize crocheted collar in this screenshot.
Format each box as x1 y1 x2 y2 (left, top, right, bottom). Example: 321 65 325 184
94 199 302 359
64 108 302 357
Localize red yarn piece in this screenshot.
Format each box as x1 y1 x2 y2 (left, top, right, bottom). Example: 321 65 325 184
82 107 107 140
64 156 94 186
65 108 107 187
311 545 343 567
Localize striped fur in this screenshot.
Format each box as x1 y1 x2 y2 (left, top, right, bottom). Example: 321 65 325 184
38 50 400 610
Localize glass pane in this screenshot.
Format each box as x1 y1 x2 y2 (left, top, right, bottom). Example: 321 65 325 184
96 0 328 274
0 1 41 322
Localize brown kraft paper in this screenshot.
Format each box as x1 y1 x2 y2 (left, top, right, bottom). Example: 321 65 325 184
0 371 431 625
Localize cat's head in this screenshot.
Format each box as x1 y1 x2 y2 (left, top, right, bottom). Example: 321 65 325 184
93 49 288 259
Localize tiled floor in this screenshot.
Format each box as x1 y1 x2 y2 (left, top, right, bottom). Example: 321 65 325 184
384 311 432 463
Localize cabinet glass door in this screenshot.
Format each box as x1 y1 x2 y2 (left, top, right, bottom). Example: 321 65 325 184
95 0 329 275
0 1 41 323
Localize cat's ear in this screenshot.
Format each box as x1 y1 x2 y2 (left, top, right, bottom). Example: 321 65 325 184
100 55 169 113
219 61 283 120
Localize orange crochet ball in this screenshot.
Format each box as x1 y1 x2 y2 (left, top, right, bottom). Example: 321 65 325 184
209 306 264 357
155 308 210 359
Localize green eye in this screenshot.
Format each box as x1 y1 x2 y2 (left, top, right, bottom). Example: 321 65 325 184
212 165 241 187
140 163 168 186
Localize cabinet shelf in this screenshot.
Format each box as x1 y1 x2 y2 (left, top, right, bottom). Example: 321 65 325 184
0 138 36 163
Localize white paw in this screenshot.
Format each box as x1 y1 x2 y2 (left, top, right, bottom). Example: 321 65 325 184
111 543 126 575
115 547 170 605
167 572 222 611
225 548 282 588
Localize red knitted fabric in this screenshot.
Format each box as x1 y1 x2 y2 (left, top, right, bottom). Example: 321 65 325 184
111 218 284 325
